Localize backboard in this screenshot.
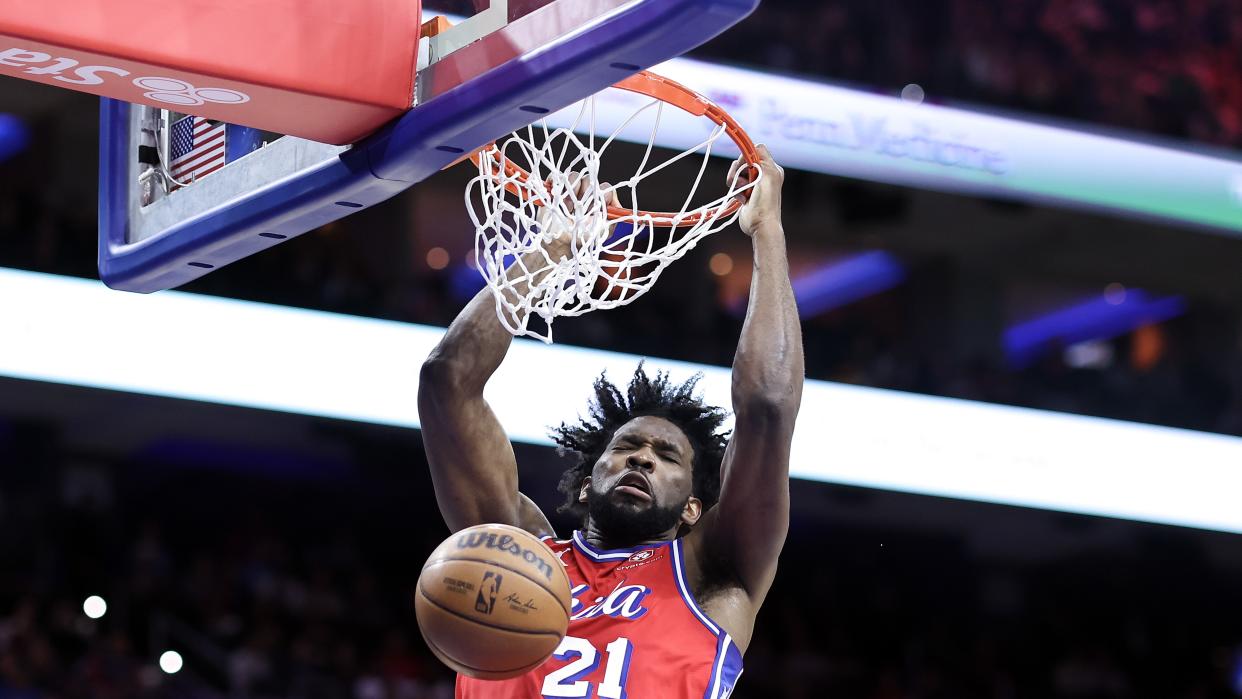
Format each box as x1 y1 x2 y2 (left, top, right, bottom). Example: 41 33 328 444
98 0 759 293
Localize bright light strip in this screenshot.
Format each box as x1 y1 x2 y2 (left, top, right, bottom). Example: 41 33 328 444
2 267 1242 534
435 9 1241 231
536 54 1242 232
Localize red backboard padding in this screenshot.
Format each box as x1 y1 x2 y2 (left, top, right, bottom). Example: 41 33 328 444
0 0 422 144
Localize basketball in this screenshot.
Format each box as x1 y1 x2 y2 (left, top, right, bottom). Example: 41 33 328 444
415 523 572 679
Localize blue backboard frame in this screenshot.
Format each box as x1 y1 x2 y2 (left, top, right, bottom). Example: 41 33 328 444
99 0 759 293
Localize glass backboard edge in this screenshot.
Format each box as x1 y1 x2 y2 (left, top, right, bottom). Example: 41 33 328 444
98 0 759 293
98 99 410 293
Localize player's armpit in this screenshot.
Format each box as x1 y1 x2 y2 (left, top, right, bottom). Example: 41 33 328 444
518 492 555 538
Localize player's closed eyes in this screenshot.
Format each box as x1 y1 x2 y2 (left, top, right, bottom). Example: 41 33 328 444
615 438 676 459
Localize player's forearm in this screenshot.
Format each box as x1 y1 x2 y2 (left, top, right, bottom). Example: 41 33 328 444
732 222 803 417
422 248 564 391
422 286 513 390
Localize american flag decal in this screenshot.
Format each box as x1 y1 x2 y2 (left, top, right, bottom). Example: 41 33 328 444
169 116 226 187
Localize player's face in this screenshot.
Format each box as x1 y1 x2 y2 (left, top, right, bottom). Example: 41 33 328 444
580 416 702 544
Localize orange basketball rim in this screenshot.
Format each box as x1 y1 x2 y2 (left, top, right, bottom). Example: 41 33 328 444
471 70 762 228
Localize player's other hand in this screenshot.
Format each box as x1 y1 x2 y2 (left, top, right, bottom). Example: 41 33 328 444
537 176 621 258
728 144 784 237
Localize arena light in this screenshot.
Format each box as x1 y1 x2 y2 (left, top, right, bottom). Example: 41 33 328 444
2 267 1241 534
0 114 28 162
82 595 107 619
728 251 906 317
159 650 183 674
1004 289 1185 367
789 251 906 317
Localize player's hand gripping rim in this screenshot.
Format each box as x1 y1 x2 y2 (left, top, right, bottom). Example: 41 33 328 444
728 144 783 237
535 173 624 260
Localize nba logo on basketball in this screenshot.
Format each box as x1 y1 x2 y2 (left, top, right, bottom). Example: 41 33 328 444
474 572 502 615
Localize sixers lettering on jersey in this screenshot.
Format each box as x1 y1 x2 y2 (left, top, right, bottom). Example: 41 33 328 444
455 532 742 699
570 583 650 621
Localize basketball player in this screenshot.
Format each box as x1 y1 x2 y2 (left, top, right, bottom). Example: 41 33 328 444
419 145 802 698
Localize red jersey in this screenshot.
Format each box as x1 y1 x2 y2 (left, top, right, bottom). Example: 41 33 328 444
456 531 743 699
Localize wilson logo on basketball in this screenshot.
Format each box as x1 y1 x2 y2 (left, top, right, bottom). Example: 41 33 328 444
455 531 556 581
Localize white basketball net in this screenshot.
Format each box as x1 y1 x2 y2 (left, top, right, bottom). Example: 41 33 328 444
465 91 759 343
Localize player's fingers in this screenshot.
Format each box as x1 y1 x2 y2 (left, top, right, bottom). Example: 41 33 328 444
727 155 748 188
598 182 620 208
754 143 783 178
604 185 622 209
731 174 753 206
574 173 592 199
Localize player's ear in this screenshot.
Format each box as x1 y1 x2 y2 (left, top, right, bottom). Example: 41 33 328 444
578 477 592 503
680 495 702 527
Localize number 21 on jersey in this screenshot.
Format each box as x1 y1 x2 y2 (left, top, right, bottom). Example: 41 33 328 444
541 636 633 698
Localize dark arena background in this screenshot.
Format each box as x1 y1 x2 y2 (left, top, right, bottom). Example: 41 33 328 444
2 0 1242 697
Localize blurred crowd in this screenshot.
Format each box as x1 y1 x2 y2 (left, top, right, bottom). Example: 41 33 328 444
749 521 1242 699
0 436 1239 699
0 444 458 699
697 0 1242 148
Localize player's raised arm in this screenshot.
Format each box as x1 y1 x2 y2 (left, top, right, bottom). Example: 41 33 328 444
700 145 804 602
418 273 553 535
419 181 615 535
418 235 579 535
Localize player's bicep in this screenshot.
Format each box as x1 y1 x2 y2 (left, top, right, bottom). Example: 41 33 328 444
417 380 523 533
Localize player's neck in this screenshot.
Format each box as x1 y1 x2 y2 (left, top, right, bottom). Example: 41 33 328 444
580 521 679 551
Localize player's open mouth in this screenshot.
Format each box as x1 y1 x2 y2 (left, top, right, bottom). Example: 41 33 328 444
614 484 653 501
614 473 653 501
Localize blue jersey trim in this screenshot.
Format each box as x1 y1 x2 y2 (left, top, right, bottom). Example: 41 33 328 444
670 539 721 635
713 636 744 699
570 530 668 561
672 539 745 697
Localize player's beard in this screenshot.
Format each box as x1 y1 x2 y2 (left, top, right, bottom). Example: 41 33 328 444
586 480 686 548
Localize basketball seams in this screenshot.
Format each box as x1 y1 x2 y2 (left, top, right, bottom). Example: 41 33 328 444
422 556 572 618
417 582 566 637
421 622 549 678
417 525 575 679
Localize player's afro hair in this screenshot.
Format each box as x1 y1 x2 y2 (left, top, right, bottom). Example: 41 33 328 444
551 363 730 520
